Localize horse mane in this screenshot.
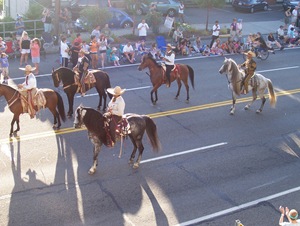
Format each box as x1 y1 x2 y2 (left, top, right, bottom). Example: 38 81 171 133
145 53 161 68
228 58 243 95
56 67 76 84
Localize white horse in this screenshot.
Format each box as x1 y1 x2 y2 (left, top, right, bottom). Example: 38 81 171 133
219 57 276 115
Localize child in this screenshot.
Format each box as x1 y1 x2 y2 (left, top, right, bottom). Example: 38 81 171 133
0 52 9 84
30 38 40 75
202 45 211 56
110 47 120 66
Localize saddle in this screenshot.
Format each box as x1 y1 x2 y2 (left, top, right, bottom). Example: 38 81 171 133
74 71 97 85
161 63 180 83
19 88 46 117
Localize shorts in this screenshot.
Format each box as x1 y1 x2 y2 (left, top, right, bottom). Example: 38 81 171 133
32 56 40 64
99 50 106 54
21 49 30 54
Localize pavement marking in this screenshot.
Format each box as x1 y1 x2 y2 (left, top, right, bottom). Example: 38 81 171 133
140 142 227 164
1 88 300 144
175 185 300 226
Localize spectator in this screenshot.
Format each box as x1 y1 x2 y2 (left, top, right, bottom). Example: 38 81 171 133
110 47 120 66
287 27 300 46
42 8 52 33
101 24 114 44
15 15 25 38
194 36 203 53
267 32 284 50
98 34 108 69
60 36 70 67
123 42 135 63
179 39 189 55
59 9 67 34
285 7 292 29
202 45 211 56
230 18 238 41
173 27 183 43
233 40 243 54
89 35 99 69
73 33 82 46
279 206 300 225
178 1 185 23
150 43 161 59
30 38 41 75
137 40 149 57
137 19 149 41
64 8 72 36
69 42 81 67
211 38 223 55
210 20 220 48
222 37 234 54
277 25 289 44
0 52 10 84
0 37 7 54
236 19 243 42
91 25 101 41
19 31 31 66
292 6 298 24
254 32 274 53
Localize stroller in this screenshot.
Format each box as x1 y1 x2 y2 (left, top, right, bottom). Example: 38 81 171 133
41 32 57 52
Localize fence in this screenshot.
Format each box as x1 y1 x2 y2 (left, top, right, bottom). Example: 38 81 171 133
0 19 44 39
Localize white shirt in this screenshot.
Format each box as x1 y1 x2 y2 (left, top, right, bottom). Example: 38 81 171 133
212 24 220 36
22 73 37 90
292 9 298 18
280 220 300 225
108 96 125 116
277 28 285 36
179 3 184 14
60 41 69 58
137 22 149 36
123 44 134 53
164 50 175 65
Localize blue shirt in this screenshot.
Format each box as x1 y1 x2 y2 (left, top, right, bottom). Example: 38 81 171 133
0 56 9 67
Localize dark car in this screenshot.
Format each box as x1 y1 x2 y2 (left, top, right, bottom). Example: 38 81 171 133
282 0 300 11
232 0 269 13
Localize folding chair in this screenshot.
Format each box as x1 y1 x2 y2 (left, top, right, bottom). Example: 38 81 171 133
156 36 167 54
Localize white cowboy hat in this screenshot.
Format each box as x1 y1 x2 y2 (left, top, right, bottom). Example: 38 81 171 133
107 86 126 96
166 43 175 49
244 51 255 58
19 65 36 72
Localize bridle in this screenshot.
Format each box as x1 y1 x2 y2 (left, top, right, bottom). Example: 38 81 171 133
54 71 77 90
7 90 20 108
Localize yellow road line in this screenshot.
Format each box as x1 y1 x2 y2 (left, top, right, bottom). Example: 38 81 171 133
1 88 300 143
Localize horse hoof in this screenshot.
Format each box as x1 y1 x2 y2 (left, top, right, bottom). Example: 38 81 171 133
230 111 234 115
152 102 157 106
185 100 189 103
244 106 249 110
128 159 134 165
67 114 72 118
256 109 262 114
133 163 139 169
175 97 178 100
88 168 96 175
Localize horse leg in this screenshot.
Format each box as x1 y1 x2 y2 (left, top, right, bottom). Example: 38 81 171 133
175 78 182 100
151 84 160 105
183 80 190 103
230 93 237 115
256 90 266 113
244 90 257 111
131 138 144 169
88 133 102 175
50 108 60 129
128 135 138 165
67 92 75 117
10 114 20 137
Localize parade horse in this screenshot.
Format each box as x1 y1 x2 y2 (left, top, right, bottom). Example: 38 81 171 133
52 67 112 117
219 57 276 115
74 105 161 174
138 53 195 105
0 84 66 137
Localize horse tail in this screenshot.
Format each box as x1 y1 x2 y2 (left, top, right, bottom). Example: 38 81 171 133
105 72 113 99
187 65 195 89
143 116 161 152
267 79 277 108
55 91 66 122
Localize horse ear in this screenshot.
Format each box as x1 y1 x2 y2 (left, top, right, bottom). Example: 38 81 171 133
224 57 227 60
52 67 54 73
81 109 87 117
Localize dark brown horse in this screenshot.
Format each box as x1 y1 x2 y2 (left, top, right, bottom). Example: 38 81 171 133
74 105 161 174
138 53 195 104
0 84 66 137
52 67 112 117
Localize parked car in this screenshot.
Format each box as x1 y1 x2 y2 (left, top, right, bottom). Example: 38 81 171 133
282 0 300 11
74 7 133 31
130 0 180 17
232 0 269 13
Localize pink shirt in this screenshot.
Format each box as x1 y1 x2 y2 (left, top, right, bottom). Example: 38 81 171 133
30 43 40 57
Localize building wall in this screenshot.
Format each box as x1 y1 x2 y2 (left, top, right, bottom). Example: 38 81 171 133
4 0 29 19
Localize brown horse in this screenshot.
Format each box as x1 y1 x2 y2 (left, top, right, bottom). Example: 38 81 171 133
0 84 66 137
52 67 112 117
138 53 195 105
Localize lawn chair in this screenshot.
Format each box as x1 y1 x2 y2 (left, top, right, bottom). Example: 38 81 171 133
156 36 167 54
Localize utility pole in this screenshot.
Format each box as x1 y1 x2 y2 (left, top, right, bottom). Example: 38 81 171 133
54 0 60 38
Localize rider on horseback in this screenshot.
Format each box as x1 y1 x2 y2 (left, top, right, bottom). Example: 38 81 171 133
162 43 175 88
17 65 37 118
105 86 126 147
239 51 256 95
73 49 90 96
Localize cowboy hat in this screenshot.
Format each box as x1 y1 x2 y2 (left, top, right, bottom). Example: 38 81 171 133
107 86 126 96
79 49 88 54
244 51 255 57
19 65 36 72
166 43 174 49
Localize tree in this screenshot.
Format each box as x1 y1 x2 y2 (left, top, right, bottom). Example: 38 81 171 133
193 0 225 31
80 7 112 31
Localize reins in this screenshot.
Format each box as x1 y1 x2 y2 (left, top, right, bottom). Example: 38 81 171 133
7 90 20 108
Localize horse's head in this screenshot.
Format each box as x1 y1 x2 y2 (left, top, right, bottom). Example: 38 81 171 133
52 67 61 87
74 105 85 128
138 53 154 71
219 57 232 75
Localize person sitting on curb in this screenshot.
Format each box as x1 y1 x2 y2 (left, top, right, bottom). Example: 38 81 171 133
122 42 135 64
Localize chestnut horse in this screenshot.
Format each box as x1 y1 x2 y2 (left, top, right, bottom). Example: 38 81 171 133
52 67 112 117
74 105 161 174
138 53 195 105
0 84 66 137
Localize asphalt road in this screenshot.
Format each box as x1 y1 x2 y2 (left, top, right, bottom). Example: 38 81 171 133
1 46 300 225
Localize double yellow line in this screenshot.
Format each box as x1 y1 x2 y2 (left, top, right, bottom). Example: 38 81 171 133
1 88 300 143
